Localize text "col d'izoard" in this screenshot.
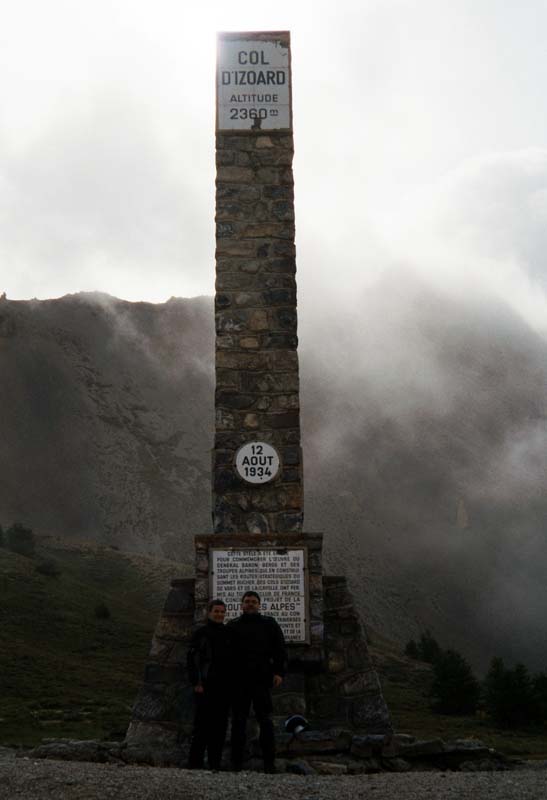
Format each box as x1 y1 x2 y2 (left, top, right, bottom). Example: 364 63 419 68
221 49 286 87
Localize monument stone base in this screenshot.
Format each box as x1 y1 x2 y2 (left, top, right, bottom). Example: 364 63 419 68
126 535 392 752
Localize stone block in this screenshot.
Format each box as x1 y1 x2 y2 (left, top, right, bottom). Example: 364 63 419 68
215 311 247 333
215 389 255 409
262 288 296 305
273 151 294 166
216 201 246 220
255 167 282 184
215 368 238 388
310 622 324 641
279 672 305 693
216 222 235 238
286 760 316 775
275 511 303 532
275 308 297 330
272 201 295 221
193 579 209 602
327 651 346 673
239 336 260 349
195 554 209 574
261 333 298 350
350 735 386 759
213 469 241 494
216 240 257 258
234 292 257 307
241 372 299 394
153 615 191 641
311 761 348 775
276 731 345 756
262 184 293 199
340 671 380 696
217 166 254 183
280 467 300 483
271 352 299 372
215 409 235 430
216 149 236 166
243 413 260 428
340 620 361 636
399 739 446 758
347 640 373 670
272 240 295 256
217 184 261 202
216 334 236 350
215 293 231 309
162 581 195 613
240 222 293 239
216 134 255 151
263 274 296 289
266 411 300 429
308 574 322 593
272 693 306 715
236 493 251 510
351 693 393 735
248 309 269 330
240 260 260 273
235 151 251 166
255 397 271 411
382 758 411 772
275 485 302 510
265 257 296 273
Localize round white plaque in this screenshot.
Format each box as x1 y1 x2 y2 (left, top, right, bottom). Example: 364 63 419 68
235 442 281 484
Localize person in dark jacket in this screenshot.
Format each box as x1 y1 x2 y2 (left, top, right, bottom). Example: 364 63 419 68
228 590 287 773
187 598 232 770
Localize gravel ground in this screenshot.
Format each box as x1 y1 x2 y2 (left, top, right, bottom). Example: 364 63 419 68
1 753 547 800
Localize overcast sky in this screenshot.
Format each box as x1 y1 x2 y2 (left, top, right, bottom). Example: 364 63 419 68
2 0 547 331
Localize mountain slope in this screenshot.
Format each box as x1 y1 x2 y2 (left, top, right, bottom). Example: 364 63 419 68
1 283 546 668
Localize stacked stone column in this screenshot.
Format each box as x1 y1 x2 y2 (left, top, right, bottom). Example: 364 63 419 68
213 131 303 535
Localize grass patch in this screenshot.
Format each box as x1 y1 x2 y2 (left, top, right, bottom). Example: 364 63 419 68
0 537 189 747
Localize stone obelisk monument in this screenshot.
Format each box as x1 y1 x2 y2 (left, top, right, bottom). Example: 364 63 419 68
127 31 391 758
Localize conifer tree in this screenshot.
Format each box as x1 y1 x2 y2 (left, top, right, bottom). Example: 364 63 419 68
431 649 480 714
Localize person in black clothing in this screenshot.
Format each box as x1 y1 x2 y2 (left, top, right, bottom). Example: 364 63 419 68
187 598 232 770
228 590 287 773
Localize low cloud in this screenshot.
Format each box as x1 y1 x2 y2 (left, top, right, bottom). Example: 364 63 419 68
0 91 214 302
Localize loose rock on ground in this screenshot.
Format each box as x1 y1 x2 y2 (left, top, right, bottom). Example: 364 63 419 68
1 754 547 800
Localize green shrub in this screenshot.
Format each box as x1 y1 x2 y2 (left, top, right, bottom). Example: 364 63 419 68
404 639 420 659
6 523 35 557
431 649 480 715
94 603 111 620
35 559 61 578
419 630 442 664
404 630 442 663
484 658 537 727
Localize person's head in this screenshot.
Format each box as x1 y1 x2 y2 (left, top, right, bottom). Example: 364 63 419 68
241 591 261 615
208 599 227 623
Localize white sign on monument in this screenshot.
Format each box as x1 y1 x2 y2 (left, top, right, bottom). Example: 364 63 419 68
235 441 280 484
210 548 308 643
217 35 291 131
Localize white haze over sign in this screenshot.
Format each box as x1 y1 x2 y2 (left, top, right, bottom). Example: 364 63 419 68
1 0 547 335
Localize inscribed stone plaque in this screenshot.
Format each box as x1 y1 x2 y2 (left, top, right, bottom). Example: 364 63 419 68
210 548 307 642
217 33 291 131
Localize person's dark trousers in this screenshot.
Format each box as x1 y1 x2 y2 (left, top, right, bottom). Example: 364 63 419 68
188 685 230 769
231 683 275 771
